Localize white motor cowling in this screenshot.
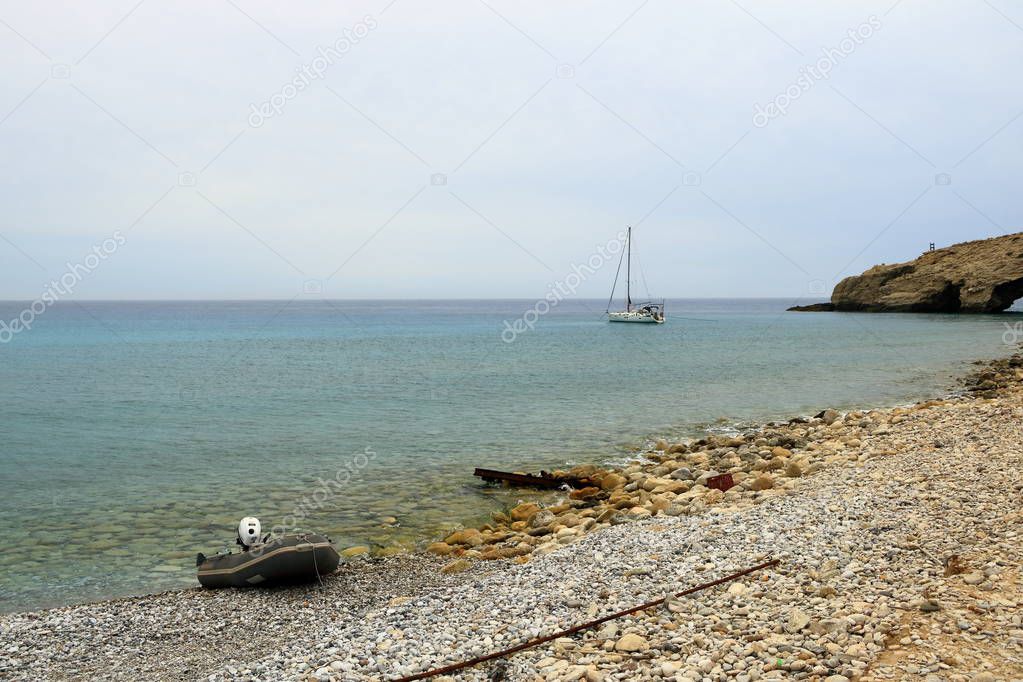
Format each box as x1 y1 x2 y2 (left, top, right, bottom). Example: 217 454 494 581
237 517 262 548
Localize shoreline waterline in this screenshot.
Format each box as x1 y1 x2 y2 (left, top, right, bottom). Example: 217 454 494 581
2 349 1021 680
2 299 1020 612
2 345 1017 618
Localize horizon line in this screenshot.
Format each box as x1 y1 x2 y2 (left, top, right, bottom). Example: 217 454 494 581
0 296 825 303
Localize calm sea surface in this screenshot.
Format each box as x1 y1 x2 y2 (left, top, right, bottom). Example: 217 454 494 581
0 299 1018 611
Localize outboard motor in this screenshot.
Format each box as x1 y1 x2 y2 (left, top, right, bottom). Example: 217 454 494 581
237 517 262 551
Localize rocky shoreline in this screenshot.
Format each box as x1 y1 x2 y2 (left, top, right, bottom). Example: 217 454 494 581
788 232 1023 313
2 354 1023 681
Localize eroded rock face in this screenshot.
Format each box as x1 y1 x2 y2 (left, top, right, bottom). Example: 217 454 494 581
798 232 1023 313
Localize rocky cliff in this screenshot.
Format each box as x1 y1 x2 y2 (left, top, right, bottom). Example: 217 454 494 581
791 232 1023 313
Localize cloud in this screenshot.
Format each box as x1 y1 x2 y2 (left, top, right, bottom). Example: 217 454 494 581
0 0 1020 299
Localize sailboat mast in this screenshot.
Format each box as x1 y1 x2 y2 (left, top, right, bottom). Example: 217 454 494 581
626 226 632 311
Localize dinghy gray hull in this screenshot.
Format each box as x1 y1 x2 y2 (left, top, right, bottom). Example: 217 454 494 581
196 533 340 588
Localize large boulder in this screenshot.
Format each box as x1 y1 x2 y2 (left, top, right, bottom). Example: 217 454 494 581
792 232 1023 313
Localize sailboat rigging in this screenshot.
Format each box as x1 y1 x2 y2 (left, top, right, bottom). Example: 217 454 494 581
607 226 665 324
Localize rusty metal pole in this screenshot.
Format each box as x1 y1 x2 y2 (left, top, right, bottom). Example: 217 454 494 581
392 558 780 682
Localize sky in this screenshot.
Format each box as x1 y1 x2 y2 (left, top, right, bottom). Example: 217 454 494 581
0 0 1021 300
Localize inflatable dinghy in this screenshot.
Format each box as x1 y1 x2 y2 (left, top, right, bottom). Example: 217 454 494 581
197 531 340 588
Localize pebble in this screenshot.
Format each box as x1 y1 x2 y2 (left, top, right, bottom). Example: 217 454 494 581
614 633 647 652
963 571 986 585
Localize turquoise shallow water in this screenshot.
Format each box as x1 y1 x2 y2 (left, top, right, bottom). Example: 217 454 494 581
0 299 1018 612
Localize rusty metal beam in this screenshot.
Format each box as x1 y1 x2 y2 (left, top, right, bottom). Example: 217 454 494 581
474 468 577 489
391 558 780 681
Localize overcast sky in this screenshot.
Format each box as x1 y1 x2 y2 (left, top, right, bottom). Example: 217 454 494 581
0 0 1020 300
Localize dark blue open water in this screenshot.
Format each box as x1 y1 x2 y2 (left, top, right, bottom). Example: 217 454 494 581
0 299 1017 611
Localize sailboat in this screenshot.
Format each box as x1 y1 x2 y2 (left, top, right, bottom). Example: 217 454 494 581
607 226 665 323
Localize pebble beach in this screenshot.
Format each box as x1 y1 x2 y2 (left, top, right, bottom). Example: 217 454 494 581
2 353 1022 682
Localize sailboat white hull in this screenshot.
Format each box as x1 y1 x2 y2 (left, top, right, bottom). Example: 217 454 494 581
608 311 664 323
606 226 665 325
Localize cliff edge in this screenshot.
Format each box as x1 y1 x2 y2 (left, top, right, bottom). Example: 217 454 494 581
790 232 1023 313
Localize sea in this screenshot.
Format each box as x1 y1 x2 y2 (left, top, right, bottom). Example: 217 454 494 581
0 299 1019 612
